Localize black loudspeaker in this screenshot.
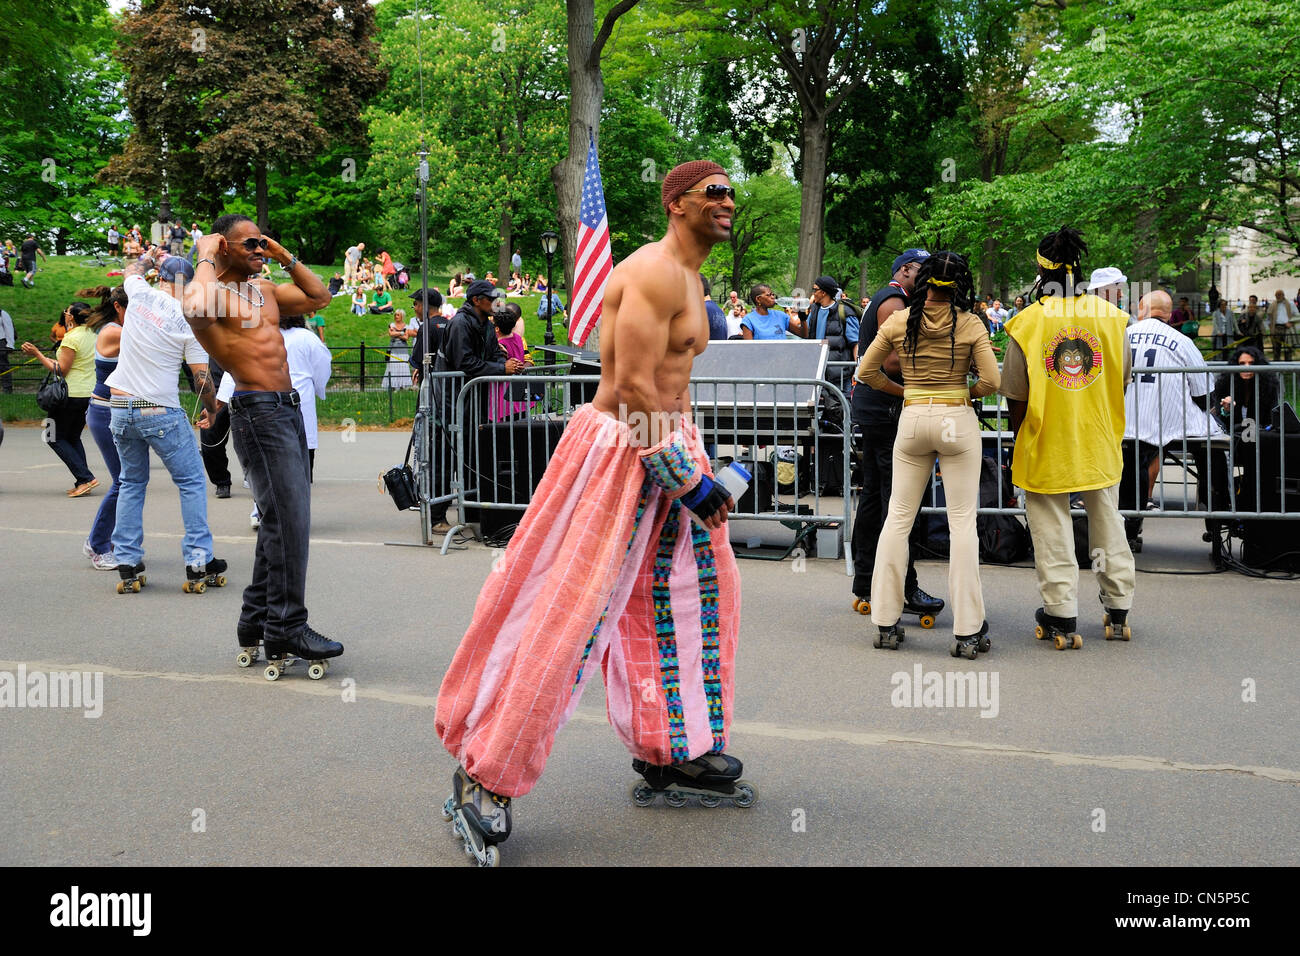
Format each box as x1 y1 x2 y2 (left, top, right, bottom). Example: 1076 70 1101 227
570 357 600 406
1241 520 1300 571
467 418 565 539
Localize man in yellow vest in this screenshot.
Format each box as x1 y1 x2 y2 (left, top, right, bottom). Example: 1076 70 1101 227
999 227 1136 649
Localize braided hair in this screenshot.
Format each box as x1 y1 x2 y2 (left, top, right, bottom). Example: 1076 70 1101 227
1030 226 1088 302
902 251 974 369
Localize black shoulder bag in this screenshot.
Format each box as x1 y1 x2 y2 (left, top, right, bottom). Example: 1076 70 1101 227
37 365 69 414
380 432 419 511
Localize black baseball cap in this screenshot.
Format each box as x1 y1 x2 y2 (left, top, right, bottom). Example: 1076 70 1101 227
410 287 443 308
464 279 497 301
813 275 840 297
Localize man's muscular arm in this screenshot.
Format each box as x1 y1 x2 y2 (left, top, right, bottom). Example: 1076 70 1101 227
183 233 228 330
188 362 218 417
611 262 673 448
264 237 331 316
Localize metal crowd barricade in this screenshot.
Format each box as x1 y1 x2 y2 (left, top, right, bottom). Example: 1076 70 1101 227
444 372 855 573
412 368 465 548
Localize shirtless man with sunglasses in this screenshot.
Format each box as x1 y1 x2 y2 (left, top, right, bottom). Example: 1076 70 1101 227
184 214 340 670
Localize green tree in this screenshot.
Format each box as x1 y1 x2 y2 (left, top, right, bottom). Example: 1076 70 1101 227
104 0 386 232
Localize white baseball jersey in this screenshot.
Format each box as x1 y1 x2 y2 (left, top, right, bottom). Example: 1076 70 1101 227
1123 318 1222 444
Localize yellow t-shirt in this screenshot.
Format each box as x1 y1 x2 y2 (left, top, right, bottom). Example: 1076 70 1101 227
1004 294 1130 495
58 325 97 398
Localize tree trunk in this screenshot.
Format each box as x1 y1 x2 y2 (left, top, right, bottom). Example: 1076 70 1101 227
255 162 269 234
55 226 69 256
858 257 869 300
552 0 603 297
1133 207 1158 285
498 206 513 285
981 230 999 299
794 112 829 293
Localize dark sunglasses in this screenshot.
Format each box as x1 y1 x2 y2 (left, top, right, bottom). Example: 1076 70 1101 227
238 237 269 251
682 184 736 201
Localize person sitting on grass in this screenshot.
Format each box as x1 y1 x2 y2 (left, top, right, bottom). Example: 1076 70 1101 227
306 309 326 344
370 285 394 315
351 287 367 316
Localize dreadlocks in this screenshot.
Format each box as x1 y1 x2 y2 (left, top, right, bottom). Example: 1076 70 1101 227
902 251 974 370
1030 226 1088 302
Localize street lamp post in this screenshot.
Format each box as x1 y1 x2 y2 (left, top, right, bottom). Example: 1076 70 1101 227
541 230 559 366
1208 229 1220 313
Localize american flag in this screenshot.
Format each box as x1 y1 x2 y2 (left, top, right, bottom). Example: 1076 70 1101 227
569 135 613 347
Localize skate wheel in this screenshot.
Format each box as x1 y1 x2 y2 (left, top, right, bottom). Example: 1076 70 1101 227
307 663 326 681
919 615 935 629
699 793 722 808
1035 625 1046 640
664 791 688 808
1104 624 1115 640
631 783 655 807
441 798 455 823
950 640 961 658
137 574 145 586
853 598 870 615
116 582 125 594
216 575 226 586
963 643 978 661
978 637 992 653
132 580 141 593
236 651 252 668
264 664 280 681
1072 633 1083 650
1053 633 1066 650
1121 625 1131 641
182 581 191 593
481 846 500 867
732 783 757 809
887 634 899 650
872 634 882 649
1102 612 1112 627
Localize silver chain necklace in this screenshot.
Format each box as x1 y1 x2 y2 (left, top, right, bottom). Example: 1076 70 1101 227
221 279 265 308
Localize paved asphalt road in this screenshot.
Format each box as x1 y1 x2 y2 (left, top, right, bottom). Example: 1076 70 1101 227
1 425 1296 866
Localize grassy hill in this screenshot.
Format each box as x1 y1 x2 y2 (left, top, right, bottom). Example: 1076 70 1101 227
1 255 571 423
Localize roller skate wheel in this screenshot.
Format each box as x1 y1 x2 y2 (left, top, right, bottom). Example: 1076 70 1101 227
1035 624 1046 640
631 782 655 807
182 581 191 593
1072 633 1083 650
481 846 500 867
872 634 883 649
215 575 226 586
1105 624 1115 640
441 798 456 823
963 643 978 661
264 664 280 681
1102 612 1112 627
978 637 992 653
137 574 145 586
733 783 757 809
116 582 126 594
853 598 870 615
919 614 935 629
1053 633 1066 650
699 793 722 808
1120 625 1131 641
950 640 961 658
664 791 688 808
132 580 141 593
307 662 326 681
236 651 253 668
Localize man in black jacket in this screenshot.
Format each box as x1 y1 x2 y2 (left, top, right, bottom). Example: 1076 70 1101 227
408 287 447 388
429 280 526 532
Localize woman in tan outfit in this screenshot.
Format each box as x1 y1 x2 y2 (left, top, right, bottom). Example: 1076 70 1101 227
855 251 1001 658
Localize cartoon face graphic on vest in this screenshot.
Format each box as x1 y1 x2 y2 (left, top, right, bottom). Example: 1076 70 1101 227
1043 326 1103 390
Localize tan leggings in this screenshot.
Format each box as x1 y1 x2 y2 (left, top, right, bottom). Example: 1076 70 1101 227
871 403 985 635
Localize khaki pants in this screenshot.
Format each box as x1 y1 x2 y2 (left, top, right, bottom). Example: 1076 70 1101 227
1024 484 1134 619
871 403 985 635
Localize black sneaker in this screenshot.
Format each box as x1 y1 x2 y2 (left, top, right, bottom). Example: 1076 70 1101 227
215 484 231 499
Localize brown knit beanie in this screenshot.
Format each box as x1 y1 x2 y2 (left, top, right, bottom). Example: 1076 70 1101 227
661 160 727 213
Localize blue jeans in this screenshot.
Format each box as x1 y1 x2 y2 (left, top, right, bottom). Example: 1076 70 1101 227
109 405 213 568
230 392 312 641
86 401 121 554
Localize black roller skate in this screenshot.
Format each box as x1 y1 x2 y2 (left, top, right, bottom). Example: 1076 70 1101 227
951 620 991 660
1035 607 1082 650
631 753 757 809
114 562 146 594
441 766 510 867
1103 606 1132 642
261 626 344 681
904 586 945 629
234 625 263 669
183 557 228 593
873 622 904 649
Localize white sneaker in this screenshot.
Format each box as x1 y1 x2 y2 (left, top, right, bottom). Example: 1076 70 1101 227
250 510 260 529
83 539 96 560
242 477 250 489
91 551 119 570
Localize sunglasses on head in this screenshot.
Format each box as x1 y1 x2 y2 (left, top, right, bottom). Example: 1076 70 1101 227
237 237 269 251
682 184 736 201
